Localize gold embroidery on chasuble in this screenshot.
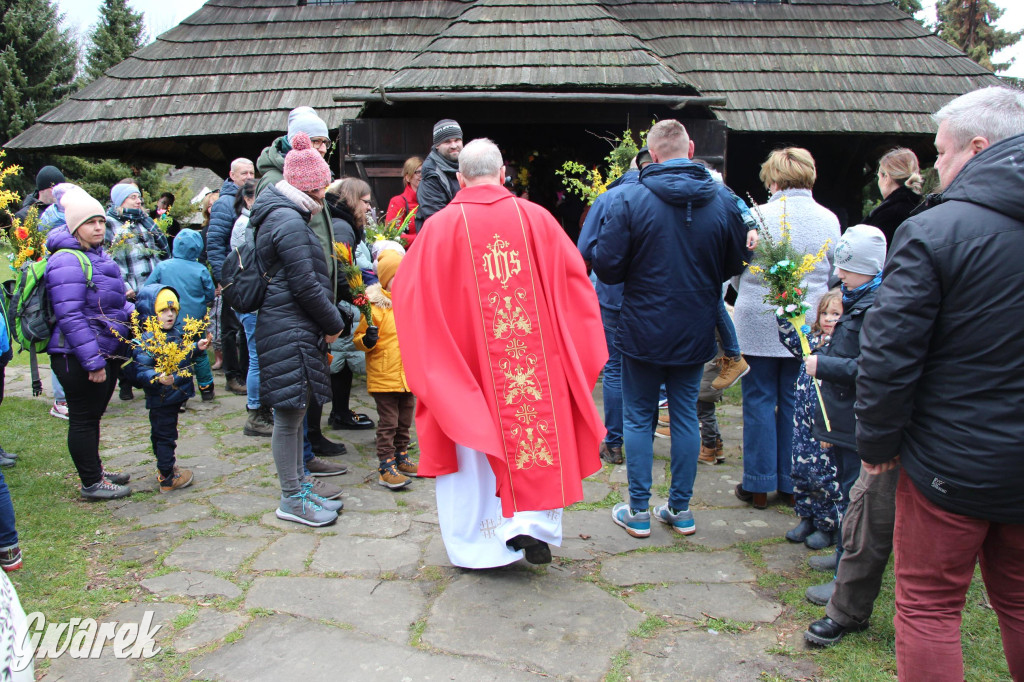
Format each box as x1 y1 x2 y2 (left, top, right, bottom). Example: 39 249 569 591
462 201 563 485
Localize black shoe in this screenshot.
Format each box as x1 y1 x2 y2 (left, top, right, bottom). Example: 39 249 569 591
804 616 867 647
178 400 188 414
119 385 134 401
329 411 375 430
785 517 816 543
200 385 215 402
508 534 552 565
309 433 347 457
599 442 624 465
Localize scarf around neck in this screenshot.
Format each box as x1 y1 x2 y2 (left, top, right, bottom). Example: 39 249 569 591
275 179 323 216
842 271 882 305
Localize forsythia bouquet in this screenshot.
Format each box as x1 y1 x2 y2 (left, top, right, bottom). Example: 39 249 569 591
112 312 210 382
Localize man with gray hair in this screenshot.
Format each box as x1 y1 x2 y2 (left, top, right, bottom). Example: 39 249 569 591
854 86 1024 679
393 138 607 568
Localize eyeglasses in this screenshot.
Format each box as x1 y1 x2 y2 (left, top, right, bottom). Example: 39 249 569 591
310 138 330 149
413 169 422 176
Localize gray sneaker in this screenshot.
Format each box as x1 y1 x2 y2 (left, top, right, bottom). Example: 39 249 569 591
311 477 343 500
276 492 337 527
805 579 837 606
302 481 343 513
307 456 348 477
81 480 132 501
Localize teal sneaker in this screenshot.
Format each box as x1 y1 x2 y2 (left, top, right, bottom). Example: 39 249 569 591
612 502 651 538
302 481 343 513
653 504 696 536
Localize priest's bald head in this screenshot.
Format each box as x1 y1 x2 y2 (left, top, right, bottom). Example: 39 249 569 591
456 139 506 188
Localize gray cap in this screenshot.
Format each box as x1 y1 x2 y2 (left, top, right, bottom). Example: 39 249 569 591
833 224 887 276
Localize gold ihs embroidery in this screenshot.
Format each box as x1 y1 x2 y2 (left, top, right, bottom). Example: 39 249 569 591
511 422 554 469
499 356 542 405
481 234 522 289
488 290 531 339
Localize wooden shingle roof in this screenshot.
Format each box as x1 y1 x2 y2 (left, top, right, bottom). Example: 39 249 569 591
5 0 1003 156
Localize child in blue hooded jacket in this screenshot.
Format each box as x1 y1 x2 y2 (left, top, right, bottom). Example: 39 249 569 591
146 228 216 400
133 284 209 492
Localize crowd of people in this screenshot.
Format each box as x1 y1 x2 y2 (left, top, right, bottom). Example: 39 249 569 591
1 86 1023 680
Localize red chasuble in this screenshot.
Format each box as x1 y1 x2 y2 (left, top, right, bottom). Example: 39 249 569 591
392 183 607 516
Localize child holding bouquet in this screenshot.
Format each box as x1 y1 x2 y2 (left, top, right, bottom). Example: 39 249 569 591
778 288 844 549
353 250 420 490
131 284 210 492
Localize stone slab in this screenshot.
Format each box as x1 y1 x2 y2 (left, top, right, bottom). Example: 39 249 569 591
104 602 187 644
332 512 412 538
601 551 755 586
412 511 438 526
251 534 317 573
689 508 795 550
175 430 220 458
334 488 398 511
610 460 667 486
629 583 783 624
110 500 159 521
141 571 242 599
40 652 137 681
559 509 682 559
173 610 248 652
422 534 451 567
761 541 813 574
164 536 265 573
245 576 426 643
310 535 420 577
258 511 341 534
582 479 612 503
190 614 537 681
691 467 750 509
136 503 211 528
209 493 279 518
626 627 819 681
423 571 644 679
177 456 238 480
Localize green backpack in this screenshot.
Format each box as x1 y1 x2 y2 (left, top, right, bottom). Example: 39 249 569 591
10 249 93 353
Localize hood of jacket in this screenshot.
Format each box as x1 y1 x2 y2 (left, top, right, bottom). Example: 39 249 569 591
45 225 87 253
941 131 1024 224
135 282 180 320
249 183 309 230
639 158 718 209
608 169 640 191
257 136 290 177
172 228 204 261
218 177 239 200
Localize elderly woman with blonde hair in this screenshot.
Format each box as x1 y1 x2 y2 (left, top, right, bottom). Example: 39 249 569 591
732 147 840 509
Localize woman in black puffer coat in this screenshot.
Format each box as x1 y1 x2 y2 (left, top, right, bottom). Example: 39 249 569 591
249 133 345 527
864 147 923 247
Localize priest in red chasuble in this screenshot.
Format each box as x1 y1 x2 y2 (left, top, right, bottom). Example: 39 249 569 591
392 138 607 568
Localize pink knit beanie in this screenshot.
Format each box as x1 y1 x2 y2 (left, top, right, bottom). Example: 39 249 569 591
62 187 106 235
284 132 331 192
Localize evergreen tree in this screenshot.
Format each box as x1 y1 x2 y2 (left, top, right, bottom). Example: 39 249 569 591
937 0 1023 73
83 0 146 83
0 0 78 145
892 0 923 19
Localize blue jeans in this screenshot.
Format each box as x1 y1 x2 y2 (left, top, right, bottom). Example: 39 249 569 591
600 306 623 447
741 355 801 494
238 312 260 410
716 299 741 357
0 469 17 548
622 356 703 511
52 372 65 402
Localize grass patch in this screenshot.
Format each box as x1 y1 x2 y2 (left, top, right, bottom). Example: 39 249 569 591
568 489 622 512
630 615 668 638
0 396 137 620
172 605 200 630
409 617 427 647
604 649 631 682
699 615 755 634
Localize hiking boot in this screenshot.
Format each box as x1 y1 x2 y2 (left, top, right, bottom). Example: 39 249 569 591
735 484 767 509
698 443 718 465
611 502 650 538
307 456 347 477
276 491 337 527
395 452 419 477
310 432 347 457
786 517 816 543
199 384 215 402
244 408 273 437
311 477 343 500
0 456 14 469
715 437 725 464
302 481 343 512
159 467 194 493
599 442 624 465
508 535 551 564
653 504 696 536
225 377 247 396
711 355 750 390
378 459 411 490
0 546 22 573
119 385 134 401
257 404 274 427
805 579 836 606
808 552 838 572
81 479 132 501
654 425 670 439
50 400 69 420
805 529 839 550
102 469 131 485
778 491 796 507
805 616 868 647
329 410 375 430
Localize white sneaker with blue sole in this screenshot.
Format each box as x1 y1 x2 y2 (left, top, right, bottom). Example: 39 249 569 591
654 504 696 535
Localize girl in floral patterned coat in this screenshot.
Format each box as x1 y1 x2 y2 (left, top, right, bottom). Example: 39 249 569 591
777 289 844 549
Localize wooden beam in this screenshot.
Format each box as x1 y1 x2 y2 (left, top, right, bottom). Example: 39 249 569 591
333 91 727 109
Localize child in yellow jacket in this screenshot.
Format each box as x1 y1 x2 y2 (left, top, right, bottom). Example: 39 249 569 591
353 249 419 490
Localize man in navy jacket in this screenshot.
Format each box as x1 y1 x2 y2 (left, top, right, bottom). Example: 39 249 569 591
593 120 748 539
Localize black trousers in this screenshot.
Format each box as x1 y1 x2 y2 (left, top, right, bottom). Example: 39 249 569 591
50 354 119 487
329 365 354 420
149 403 180 476
220 306 249 383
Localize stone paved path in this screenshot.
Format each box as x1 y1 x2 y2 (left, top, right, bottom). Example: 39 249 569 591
8 365 824 681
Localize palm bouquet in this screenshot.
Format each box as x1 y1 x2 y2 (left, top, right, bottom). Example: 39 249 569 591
332 242 372 326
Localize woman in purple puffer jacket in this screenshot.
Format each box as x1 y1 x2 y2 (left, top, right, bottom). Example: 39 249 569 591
45 188 135 501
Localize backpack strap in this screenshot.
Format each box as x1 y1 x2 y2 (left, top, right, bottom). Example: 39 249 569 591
54 249 95 289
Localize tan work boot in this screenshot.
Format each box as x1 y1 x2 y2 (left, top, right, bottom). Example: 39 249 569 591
711 355 750 390
395 452 419 477
698 444 719 465
159 466 194 493
378 459 411 490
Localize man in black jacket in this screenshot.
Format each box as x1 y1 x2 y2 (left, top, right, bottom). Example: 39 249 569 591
415 119 463 229
854 86 1024 680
